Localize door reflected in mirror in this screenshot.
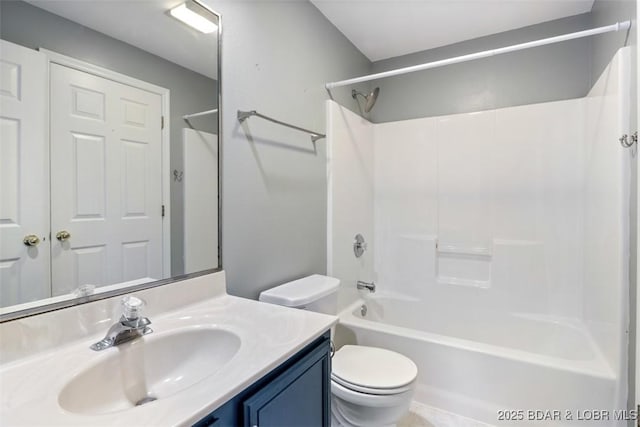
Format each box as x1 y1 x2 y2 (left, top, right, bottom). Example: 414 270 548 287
0 0 220 316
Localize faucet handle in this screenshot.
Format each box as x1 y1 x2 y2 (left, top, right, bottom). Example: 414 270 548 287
122 295 145 320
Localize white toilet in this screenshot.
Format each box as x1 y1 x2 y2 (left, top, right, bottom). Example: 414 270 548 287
259 275 417 427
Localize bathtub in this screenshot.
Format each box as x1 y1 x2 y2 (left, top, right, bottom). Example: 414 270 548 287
335 295 621 426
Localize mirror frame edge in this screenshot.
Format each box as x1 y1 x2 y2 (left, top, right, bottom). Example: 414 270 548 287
0 1 223 324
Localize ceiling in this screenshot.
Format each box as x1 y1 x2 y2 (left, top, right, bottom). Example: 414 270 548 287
310 0 595 62
26 1 596 75
26 0 218 79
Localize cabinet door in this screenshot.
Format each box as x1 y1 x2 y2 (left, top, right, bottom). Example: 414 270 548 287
193 397 237 427
243 342 330 427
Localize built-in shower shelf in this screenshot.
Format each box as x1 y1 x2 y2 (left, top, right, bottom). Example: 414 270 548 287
437 276 491 289
436 242 492 288
436 244 492 258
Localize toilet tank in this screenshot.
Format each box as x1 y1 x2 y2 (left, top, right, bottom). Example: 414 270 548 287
259 274 340 314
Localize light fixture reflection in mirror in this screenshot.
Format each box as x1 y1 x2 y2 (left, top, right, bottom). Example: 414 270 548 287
0 0 221 320
169 0 219 34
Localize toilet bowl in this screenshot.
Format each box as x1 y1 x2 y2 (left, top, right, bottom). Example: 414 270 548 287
330 345 417 427
259 275 418 427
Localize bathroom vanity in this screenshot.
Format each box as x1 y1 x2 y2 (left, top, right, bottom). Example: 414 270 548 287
0 272 337 426
195 332 330 426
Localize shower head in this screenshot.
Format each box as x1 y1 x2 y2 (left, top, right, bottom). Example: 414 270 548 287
352 87 380 113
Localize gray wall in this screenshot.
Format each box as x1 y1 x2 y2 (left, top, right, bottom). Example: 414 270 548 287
591 0 637 85
369 13 593 122
204 0 371 299
0 0 219 276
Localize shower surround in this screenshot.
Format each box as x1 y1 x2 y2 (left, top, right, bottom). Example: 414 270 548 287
327 48 631 426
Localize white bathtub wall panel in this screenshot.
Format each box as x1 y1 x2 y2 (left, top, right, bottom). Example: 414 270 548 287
327 100 375 310
494 99 585 318
583 48 631 393
491 240 548 313
371 98 588 317
493 100 584 242
436 253 491 288
434 111 499 291
373 117 438 295
436 111 496 254
385 234 437 297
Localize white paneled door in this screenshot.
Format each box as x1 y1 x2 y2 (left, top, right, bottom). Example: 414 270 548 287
0 40 49 307
50 63 163 295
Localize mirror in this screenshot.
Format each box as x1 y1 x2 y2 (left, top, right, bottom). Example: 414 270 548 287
0 0 221 318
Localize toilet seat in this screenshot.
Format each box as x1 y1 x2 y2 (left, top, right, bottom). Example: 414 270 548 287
331 345 417 396
331 375 413 395
331 379 413 406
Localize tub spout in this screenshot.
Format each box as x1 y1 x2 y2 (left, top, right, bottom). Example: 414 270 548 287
357 281 375 293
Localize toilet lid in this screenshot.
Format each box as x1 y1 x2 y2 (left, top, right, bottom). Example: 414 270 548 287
332 345 417 390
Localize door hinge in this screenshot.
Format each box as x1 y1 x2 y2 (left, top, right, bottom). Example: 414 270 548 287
162 205 165 217
161 116 165 129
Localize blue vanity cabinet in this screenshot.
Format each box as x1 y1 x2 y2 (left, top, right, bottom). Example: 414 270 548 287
242 334 330 426
193 331 331 427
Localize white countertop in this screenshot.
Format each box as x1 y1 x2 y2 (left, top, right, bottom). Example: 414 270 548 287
0 271 338 426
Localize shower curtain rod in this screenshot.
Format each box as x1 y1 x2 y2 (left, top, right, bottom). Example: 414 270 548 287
183 108 218 120
237 110 326 142
325 20 632 90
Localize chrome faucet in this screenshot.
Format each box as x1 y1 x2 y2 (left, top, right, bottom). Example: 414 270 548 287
357 280 376 293
90 296 152 351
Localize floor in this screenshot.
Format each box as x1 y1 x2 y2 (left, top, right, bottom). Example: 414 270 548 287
398 401 495 427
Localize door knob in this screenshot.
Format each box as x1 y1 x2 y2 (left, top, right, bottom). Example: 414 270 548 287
56 230 71 241
23 234 41 247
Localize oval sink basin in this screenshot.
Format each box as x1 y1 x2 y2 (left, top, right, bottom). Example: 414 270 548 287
58 327 240 415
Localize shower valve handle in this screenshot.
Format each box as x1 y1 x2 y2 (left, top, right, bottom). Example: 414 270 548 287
353 234 367 258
